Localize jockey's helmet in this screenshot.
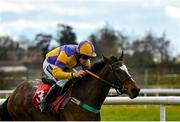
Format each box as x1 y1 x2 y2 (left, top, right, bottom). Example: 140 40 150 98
78 40 96 58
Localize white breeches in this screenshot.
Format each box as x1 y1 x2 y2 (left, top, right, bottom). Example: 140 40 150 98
43 60 68 87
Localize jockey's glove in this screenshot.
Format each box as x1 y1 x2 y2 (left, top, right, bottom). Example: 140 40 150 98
72 70 86 78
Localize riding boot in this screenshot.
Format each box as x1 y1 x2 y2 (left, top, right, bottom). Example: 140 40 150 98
39 84 62 113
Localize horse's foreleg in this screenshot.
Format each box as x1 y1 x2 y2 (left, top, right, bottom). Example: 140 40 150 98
95 113 101 121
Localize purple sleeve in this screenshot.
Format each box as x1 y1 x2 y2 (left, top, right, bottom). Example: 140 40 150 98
55 60 66 70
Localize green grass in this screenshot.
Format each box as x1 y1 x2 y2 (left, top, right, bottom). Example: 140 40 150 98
101 105 180 121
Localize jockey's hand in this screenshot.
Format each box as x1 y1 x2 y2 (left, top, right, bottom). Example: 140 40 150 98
73 70 86 78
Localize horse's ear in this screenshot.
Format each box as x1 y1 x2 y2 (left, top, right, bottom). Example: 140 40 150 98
119 50 124 60
102 54 111 63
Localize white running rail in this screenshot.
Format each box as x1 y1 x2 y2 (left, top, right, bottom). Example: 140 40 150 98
1 96 180 121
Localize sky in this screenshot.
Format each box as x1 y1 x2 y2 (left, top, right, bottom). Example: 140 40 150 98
0 0 180 56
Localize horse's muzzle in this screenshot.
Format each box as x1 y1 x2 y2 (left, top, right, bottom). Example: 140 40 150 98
129 88 140 99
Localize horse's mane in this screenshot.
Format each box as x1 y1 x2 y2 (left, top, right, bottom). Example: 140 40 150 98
82 56 119 77
76 59 106 81
89 56 118 72
72 56 119 87
81 56 120 78
89 59 106 72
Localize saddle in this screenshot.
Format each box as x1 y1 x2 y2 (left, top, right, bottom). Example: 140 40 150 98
41 76 56 86
33 78 73 113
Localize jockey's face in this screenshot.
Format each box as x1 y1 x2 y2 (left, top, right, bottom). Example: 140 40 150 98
79 57 89 66
79 54 91 66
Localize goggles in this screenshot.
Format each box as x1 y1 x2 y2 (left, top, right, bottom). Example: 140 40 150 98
81 54 91 59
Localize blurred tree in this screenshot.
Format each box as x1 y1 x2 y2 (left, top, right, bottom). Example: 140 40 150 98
89 24 128 58
88 34 101 60
129 50 155 68
130 32 157 68
18 35 30 51
57 24 77 45
130 31 170 68
0 35 20 60
132 32 156 57
117 31 130 52
34 34 52 60
156 32 170 62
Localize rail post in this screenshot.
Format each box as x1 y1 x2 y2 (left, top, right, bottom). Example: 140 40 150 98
160 104 166 122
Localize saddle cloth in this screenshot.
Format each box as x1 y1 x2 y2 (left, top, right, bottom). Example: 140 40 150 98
32 83 69 113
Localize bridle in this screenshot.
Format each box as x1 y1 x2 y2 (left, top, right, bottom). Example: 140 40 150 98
109 61 132 95
85 61 132 95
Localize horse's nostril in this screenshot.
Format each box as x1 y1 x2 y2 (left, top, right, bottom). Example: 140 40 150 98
131 88 140 96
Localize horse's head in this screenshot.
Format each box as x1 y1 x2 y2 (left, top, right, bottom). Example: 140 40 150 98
102 51 140 99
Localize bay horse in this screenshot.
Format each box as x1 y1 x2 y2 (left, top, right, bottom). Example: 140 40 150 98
0 53 140 121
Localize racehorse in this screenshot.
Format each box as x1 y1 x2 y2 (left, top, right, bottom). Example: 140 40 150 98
0 53 140 121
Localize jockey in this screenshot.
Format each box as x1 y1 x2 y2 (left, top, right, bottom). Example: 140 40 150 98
39 40 96 113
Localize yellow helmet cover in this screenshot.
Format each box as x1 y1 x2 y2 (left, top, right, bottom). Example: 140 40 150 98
78 40 96 57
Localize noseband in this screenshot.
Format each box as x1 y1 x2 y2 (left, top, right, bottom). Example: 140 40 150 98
109 61 132 95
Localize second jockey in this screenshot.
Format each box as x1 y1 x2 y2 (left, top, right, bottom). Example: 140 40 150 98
39 40 96 113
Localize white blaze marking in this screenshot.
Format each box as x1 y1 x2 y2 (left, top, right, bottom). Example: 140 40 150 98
119 64 131 77
119 64 135 81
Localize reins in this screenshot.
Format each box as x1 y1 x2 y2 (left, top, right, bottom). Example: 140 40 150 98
84 60 132 95
85 70 121 89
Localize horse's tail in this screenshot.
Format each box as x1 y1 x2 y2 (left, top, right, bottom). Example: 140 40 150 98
0 97 12 121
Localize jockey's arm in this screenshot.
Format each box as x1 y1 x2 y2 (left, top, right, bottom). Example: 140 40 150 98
52 66 72 80
52 51 73 80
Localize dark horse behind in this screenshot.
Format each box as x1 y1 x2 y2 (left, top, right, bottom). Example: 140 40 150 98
0 53 140 121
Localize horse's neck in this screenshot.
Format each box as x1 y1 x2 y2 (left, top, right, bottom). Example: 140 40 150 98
72 67 111 109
